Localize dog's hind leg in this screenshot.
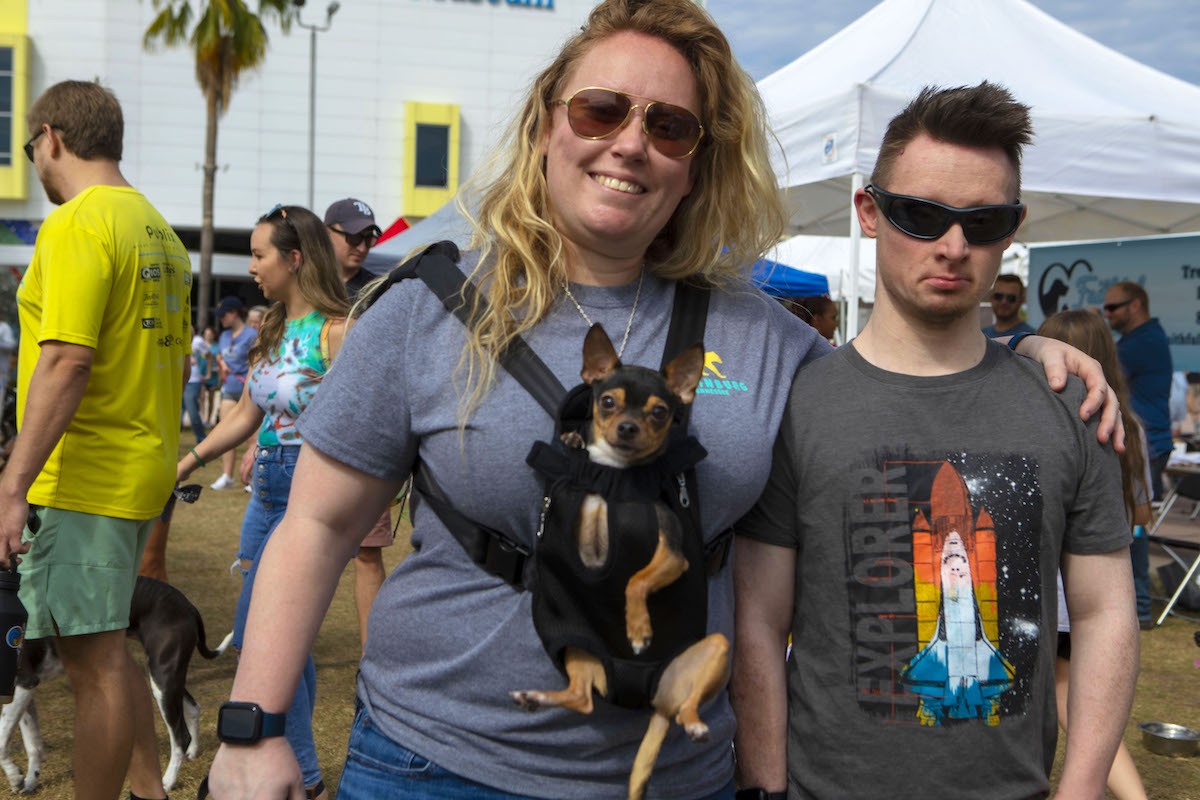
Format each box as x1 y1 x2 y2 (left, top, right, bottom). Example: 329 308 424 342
511 648 608 715
150 676 188 792
0 687 32 792
182 690 201 759
653 633 730 741
17 700 42 794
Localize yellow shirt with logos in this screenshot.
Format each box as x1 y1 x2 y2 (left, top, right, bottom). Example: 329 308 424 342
17 185 191 520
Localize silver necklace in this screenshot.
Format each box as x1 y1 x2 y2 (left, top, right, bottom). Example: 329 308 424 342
562 267 645 359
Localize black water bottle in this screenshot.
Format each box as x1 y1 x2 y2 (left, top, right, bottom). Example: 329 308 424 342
0 565 27 703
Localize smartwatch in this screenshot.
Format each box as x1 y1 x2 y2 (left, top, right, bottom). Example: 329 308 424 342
217 701 287 745
735 790 787 800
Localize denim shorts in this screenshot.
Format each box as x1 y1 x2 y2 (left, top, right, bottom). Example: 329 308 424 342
337 702 735 800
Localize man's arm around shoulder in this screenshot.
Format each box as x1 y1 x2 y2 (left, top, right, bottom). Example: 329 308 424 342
0 341 94 566
1055 547 1139 800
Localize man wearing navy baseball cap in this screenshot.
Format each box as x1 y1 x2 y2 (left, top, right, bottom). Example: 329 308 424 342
324 198 382 298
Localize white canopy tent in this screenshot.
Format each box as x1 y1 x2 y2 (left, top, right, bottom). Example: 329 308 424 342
758 0 1200 334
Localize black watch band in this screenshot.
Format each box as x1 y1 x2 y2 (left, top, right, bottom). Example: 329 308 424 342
735 789 787 800
217 701 287 745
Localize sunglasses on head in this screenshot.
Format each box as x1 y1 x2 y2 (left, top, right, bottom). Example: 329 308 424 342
866 185 1024 245
554 86 704 159
262 204 296 230
328 226 377 249
992 291 1020 304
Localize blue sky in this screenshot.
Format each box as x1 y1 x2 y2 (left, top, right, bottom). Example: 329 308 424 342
706 0 1200 86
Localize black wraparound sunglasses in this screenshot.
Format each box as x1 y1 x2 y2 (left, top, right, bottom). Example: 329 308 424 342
866 185 1024 245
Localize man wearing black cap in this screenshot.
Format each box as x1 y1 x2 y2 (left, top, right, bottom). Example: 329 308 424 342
325 197 383 299
324 198 394 649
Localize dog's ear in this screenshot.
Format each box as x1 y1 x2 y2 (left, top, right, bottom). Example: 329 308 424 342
663 341 704 405
581 324 620 384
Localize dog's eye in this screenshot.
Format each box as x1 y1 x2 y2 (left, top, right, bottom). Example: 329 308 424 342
650 405 670 423
599 394 617 410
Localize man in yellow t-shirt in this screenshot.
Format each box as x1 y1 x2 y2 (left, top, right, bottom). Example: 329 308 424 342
0 80 189 800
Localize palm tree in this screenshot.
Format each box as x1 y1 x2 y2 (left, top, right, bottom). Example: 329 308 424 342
143 0 295 324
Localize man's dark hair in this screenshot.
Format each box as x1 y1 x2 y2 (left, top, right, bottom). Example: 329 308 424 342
27 80 124 162
995 274 1025 290
871 82 1032 198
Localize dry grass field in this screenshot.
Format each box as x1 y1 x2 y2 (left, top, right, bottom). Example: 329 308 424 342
3 435 1199 799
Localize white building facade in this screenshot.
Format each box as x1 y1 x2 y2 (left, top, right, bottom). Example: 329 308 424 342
0 0 596 279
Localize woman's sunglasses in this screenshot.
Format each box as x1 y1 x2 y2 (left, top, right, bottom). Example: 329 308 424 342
328 226 378 249
262 203 296 231
554 87 704 159
866 185 1024 245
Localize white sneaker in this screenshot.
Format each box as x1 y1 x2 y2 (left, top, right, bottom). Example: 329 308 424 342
211 474 235 490
244 485 252 493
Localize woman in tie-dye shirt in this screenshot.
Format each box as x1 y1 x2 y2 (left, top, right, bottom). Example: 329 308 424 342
177 204 348 799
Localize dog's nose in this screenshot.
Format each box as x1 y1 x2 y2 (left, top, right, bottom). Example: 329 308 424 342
617 421 640 439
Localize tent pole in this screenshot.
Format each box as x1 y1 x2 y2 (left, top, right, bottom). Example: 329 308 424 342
846 173 864 338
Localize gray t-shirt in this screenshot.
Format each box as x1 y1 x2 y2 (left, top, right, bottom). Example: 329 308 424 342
737 341 1128 800
298 256 829 799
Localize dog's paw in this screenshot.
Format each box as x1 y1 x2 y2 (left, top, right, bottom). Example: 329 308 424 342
626 612 653 655
20 771 38 794
681 720 710 742
509 690 546 711
560 431 586 449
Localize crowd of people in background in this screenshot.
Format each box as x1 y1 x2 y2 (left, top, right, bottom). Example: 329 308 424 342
0 1 1185 798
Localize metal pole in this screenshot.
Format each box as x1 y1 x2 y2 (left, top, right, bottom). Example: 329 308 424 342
294 1 338 210
308 25 316 209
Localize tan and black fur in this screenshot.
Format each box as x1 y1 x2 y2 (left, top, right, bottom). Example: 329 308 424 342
511 324 731 800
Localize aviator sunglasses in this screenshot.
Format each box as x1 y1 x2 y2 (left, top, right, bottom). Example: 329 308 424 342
554 87 704 159
866 185 1024 245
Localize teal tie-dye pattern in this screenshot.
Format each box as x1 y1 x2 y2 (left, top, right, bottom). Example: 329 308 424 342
246 310 329 447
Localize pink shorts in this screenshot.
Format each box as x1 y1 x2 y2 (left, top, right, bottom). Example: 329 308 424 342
359 509 394 548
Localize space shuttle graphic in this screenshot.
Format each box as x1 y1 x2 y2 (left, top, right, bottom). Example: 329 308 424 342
901 461 1014 726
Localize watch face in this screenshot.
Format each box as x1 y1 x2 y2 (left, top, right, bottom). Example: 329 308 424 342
218 703 262 744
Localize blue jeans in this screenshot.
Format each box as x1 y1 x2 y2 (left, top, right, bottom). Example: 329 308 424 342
1131 533 1152 621
182 381 206 442
337 702 735 800
233 445 321 788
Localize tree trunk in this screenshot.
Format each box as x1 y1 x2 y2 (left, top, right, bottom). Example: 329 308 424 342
198 88 219 328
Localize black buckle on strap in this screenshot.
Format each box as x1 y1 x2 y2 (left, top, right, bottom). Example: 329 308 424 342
482 531 531 591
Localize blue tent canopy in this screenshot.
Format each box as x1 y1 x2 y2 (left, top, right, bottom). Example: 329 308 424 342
751 257 830 298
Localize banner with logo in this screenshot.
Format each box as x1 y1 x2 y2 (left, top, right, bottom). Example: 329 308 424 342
1027 234 1200 372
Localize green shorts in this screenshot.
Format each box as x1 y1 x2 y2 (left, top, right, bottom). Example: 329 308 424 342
18 507 153 639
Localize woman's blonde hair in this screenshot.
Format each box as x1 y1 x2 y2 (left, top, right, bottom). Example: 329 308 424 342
1037 308 1149 523
248 205 349 365
453 0 785 416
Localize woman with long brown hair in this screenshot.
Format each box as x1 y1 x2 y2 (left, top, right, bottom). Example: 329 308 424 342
1038 307 1149 800
178 204 347 799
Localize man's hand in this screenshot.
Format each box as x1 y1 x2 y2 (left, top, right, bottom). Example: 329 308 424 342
206 738 305 799
0 493 30 570
1013 335 1126 451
